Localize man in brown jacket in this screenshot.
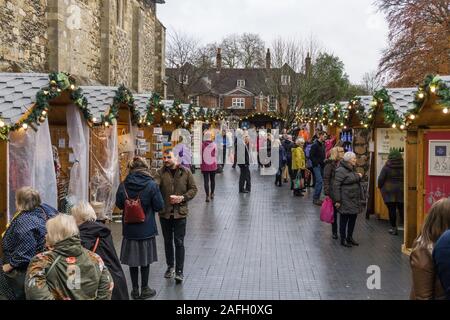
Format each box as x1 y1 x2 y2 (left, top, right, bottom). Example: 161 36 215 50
154 149 197 284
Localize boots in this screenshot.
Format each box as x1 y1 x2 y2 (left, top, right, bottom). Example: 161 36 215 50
347 238 359 246
389 227 398 235
341 239 352 247
205 194 210 202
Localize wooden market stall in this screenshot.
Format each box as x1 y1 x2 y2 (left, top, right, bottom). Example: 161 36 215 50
403 75 450 252
82 85 142 220
0 72 94 218
368 88 415 223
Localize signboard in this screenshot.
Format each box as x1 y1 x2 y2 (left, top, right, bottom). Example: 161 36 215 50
424 133 450 213
428 140 450 176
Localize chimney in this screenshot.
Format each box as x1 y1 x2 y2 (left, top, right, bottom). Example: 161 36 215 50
216 48 222 72
266 49 271 69
305 52 311 77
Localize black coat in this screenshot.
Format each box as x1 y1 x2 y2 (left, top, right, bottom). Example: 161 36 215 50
282 140 294 164
323 159 339 200
378 158 404 203
332 161 363 215
310 140 326 168
79 221 129 300
115 171 164 240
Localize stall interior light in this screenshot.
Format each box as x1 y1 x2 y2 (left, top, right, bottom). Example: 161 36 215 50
444 108 449 114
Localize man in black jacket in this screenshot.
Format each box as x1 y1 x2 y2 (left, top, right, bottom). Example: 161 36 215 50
310 131 326 205
238 135 251 193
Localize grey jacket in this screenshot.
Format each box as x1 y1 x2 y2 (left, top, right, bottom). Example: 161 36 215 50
332 161 363 215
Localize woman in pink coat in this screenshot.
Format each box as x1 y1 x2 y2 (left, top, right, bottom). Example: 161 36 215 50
201 131 218 202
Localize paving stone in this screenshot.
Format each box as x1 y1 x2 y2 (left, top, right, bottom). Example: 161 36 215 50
111 165 411 300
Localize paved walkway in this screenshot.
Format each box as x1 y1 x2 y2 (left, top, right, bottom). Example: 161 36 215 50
110 165 411 300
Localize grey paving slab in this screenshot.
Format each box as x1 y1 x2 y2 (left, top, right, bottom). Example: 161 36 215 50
111 165 411 300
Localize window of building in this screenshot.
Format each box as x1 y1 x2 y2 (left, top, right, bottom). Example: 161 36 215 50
192 96 200 106
281 75 290 85
237 79 245 87
219 96 224 108
269 96 278 111
178 74 189 85
232 98 245 108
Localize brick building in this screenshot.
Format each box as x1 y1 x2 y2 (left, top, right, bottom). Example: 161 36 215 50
0 0 166 93
166 48 310 119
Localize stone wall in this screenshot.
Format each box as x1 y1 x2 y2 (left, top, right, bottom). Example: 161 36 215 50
142 7 156 92
0 0 48 72
0 0 165 93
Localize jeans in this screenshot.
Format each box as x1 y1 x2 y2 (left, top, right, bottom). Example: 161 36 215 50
202 172 216 196
160 217 187 273
313 166 323 200
239 165 251 192
339 214 357 240
386 202 404 228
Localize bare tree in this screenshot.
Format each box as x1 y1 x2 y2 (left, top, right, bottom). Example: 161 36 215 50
220 34 242 68
166 30 214 102
240 33 266 68
361 71 384 95
375 0 450 86
265 37 305 128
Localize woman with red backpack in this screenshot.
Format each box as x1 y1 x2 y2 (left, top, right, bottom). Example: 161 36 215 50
115 157 164 300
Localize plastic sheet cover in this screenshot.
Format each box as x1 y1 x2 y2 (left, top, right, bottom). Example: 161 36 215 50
8 119 58 219
66 105 89 205
90 121 120 220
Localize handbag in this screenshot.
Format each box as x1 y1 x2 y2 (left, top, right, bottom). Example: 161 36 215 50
118 130 135 154
320 196 335 224
123 186 146 224
294 171 304 190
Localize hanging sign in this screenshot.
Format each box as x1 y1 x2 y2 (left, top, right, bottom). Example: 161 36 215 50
428 140 450 176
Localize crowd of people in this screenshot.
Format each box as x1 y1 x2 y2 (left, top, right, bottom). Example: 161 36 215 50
0 125 449 300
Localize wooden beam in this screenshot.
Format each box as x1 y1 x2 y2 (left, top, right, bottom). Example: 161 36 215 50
0 140 7 257
405 129 418 249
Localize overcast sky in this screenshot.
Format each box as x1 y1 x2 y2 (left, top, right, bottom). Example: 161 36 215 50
158 0 389 84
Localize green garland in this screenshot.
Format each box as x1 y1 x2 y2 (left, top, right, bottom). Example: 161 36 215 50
0 72 93 139
405 75 450 123
103 85 141 126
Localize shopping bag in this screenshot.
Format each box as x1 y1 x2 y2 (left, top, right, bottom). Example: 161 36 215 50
118 132 134 153
294 171 304 189
320 196 334 224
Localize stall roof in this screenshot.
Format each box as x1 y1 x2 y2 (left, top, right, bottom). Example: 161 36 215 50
0 73 49 124
134 93 152 115
386 87 417 116
80 86 118 118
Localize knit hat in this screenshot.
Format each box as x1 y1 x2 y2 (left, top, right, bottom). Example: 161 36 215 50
388 148 402 160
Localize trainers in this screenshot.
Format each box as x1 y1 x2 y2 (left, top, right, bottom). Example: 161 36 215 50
130 288 140 300
175 272 184 284
140 286 156 299
164 267 175 279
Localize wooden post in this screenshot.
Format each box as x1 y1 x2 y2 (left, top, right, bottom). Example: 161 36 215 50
404 129 418 249
0 140 8 256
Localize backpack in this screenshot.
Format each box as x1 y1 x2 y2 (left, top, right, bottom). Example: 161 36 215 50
123 186 146 224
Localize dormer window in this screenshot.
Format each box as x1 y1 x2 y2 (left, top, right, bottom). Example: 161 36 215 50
281 75 290 85
237 80 245 87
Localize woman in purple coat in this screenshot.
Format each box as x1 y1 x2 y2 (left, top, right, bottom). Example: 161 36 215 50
201 131 218 202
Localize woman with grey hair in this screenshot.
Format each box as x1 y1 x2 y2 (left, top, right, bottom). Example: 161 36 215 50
333 152 363 247
72 202 129 300
0 187 57 300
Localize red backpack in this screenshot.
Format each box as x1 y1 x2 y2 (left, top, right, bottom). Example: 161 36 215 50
123 186 146 224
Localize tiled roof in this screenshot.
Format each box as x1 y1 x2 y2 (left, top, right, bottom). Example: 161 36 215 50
440 75 450 87
0 73 49 124
386 87 417 115
80 86 118 118
134 93 152 114
357 96 373 113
